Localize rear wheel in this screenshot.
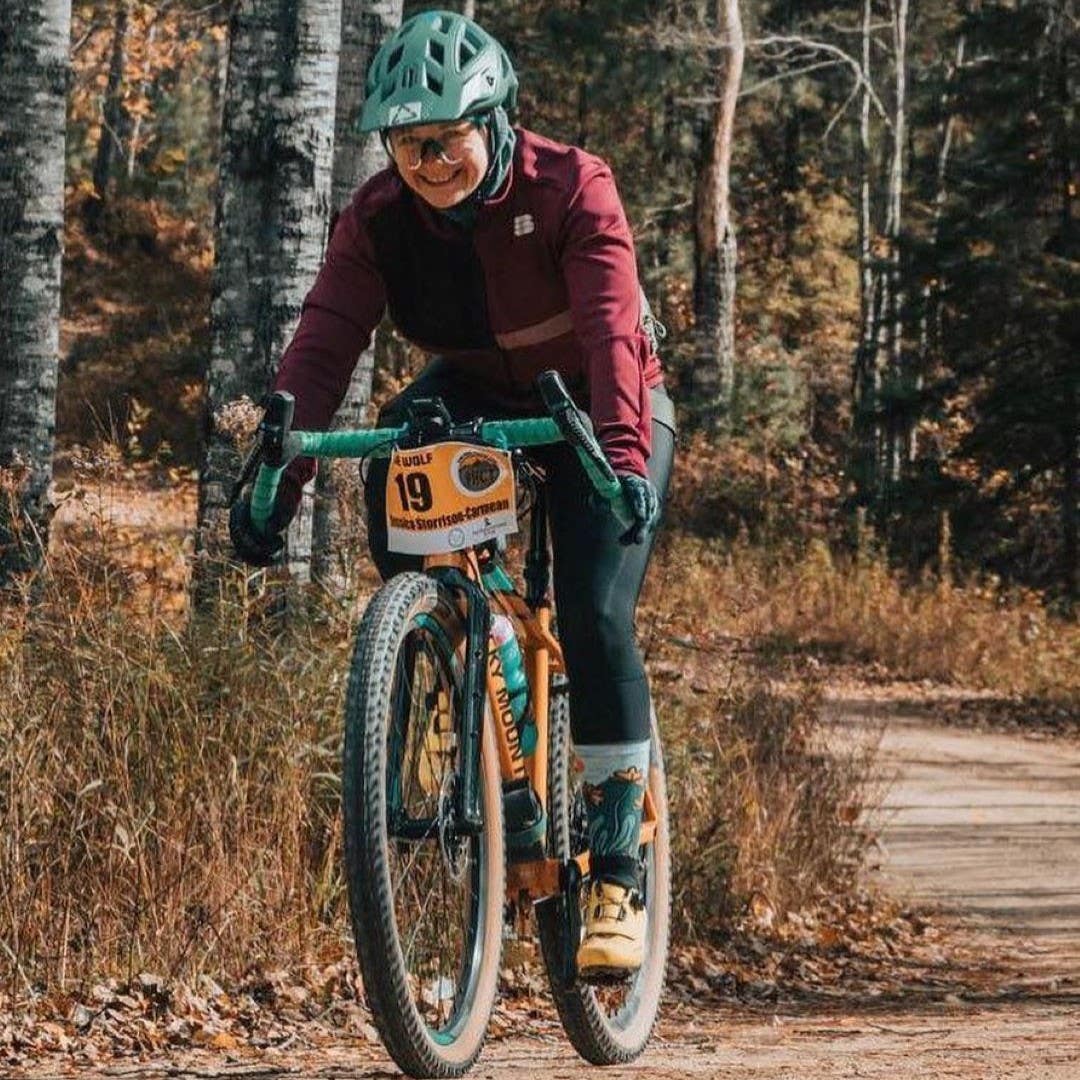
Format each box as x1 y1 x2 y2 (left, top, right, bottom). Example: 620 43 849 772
343 572 505 1078
536 677 670 1065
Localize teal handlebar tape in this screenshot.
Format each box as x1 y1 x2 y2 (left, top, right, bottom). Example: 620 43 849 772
247 417 632 534
249 465 282 533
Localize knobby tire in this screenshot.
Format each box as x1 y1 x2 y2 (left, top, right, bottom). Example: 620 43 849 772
537 676 671 1064
342 572 505 1078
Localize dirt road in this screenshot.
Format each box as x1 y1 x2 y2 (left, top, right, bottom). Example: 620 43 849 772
16 699 1080 1079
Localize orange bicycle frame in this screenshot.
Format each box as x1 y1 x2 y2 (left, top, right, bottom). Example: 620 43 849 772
423 547 657 903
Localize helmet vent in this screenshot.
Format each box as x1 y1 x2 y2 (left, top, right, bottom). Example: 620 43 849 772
459 26 484 66
427 39 444 66
402 65 418 88
388 44 404 72
426 72 443 95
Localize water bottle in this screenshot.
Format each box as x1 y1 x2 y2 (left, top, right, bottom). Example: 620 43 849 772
490 612 537 756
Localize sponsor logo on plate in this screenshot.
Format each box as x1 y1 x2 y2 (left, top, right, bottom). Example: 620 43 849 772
453 449 503 495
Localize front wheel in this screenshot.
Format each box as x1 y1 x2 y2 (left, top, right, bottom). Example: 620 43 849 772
342 572 505 1078
537 678 671 1065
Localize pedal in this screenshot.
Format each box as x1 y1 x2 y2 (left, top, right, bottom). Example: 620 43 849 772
577 966 635 987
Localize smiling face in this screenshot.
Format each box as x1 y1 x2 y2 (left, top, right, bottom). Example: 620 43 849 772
387 119 491 209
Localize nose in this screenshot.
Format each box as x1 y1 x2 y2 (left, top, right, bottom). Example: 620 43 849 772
406 138 462 172
418 138 446 162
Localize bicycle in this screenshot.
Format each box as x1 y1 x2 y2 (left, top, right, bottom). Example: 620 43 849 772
239 370 670 1078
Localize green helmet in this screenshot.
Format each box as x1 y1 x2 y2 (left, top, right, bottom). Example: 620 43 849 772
358 9 518 134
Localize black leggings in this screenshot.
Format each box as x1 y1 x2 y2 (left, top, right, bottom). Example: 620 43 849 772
364 360 675 746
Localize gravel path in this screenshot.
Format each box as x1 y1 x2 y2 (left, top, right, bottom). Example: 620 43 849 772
861 700 1080 980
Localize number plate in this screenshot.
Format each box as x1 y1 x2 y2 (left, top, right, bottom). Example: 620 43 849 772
385 441 518 556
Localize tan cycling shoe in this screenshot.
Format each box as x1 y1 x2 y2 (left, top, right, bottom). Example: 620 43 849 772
576 880 646 980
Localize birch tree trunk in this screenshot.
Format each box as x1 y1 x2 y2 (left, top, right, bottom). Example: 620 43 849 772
195 0 341 597
310 0 402 593
851 0 882 511
917 34 964 405
884 0 909 488
0 0 71 583
692 0 744 429
128 18 158 180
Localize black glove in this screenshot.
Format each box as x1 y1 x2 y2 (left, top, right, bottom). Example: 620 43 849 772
617 472 660 545
228 491 288 568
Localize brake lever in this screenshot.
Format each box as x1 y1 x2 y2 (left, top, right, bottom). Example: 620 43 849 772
228 391 295 505
259 391 295 467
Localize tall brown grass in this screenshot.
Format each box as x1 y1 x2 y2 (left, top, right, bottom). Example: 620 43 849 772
645 533 1080 707
7 453 1075 1002
0 472 874 1000
1 514 354 999
660 675 873 941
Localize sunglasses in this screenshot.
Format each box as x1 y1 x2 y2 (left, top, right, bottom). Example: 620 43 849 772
386 120 485 170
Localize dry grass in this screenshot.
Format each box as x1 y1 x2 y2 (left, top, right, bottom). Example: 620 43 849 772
1 499 355 997
0 470 875 999
660 674 873 942
5 451 1074 1001
644 533 1080 708
639 523 1080 939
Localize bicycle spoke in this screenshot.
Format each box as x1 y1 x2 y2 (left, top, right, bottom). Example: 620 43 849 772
345 574 503 1076
384 620 479 1036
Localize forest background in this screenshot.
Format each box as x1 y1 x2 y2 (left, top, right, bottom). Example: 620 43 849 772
49 0 1079 603
1 0 1079 1033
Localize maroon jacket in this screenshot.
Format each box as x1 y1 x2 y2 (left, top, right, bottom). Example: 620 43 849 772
273 127 664 493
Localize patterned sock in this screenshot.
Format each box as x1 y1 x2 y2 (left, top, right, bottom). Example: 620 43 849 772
575 739 650 892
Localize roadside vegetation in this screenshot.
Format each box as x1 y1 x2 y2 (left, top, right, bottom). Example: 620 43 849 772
4 0 1077 1037
4 432 1077 1005
0 465 869 997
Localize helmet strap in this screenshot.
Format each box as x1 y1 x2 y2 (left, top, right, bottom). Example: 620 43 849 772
478 106 516 201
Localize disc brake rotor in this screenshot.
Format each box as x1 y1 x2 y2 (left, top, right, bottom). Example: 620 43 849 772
438 771 469 882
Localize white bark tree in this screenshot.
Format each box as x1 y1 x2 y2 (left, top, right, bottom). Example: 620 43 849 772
917 33 965 409
311 0 403 593
851 0 883 510
883 0 909 486
196 0 341 594
0 0 72 582
692 0 744 428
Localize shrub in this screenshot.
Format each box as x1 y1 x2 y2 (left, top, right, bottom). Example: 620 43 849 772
661 674 872 941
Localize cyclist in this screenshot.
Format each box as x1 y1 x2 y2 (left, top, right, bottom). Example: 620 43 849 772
230 8 675 978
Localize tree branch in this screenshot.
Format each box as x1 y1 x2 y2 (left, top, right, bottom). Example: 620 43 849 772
825 19 893 35
751 34 893 127
71 19 106 56
737 59 846 99
823 79 863 142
